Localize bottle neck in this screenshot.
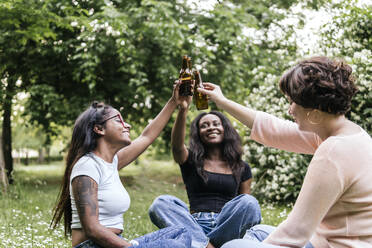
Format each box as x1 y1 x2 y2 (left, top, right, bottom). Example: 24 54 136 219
194 71 202 85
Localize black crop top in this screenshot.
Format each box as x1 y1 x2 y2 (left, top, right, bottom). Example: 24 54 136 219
179 153 252 213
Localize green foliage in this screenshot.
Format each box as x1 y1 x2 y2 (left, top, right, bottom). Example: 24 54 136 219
12 118 46 153
321 1 372 134
205 2 306 202
1 0 305 134
0 0 68 84
2 0 370 202
0 0 85 177
237 0 372 203
4 0 307 152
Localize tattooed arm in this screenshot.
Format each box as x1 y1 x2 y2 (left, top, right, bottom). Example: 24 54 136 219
72 176 131 248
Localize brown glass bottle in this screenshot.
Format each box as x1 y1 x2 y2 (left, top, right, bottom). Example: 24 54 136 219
193 70 208 110
188 57 195 92
179 55 193 96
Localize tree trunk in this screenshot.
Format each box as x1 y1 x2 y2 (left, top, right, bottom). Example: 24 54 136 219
0 134 9 193
25 151 29 166
38 148 45 163
17 149 21 164
2 77 15 184
46 146 50 163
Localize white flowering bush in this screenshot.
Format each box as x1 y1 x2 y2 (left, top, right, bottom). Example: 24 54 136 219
239 51 370 203
321 3 372 135
235 3 372 203
349 48 372 135
237 70 312 203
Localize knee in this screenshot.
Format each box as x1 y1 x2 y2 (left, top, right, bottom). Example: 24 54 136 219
237 194 260 211
243 224 275 241
149 195 172 213
221 239 246 248
250 224 276 234
149 195 179 215
234 194 261 223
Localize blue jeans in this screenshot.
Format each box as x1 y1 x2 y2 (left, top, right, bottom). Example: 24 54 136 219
221 224 314 248
73 226 191 248
148 194 262 248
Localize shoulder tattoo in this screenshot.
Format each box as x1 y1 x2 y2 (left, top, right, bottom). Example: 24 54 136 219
73 176 98 217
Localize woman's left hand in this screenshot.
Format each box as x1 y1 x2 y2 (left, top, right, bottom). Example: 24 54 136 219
171 80 193 109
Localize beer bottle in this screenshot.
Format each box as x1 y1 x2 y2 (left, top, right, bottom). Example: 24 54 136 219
179 55 193 96
193 70 208 110
188 56 196 93
187 56 193 75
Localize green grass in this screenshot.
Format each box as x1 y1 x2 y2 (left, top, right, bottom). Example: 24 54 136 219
0 159 290 247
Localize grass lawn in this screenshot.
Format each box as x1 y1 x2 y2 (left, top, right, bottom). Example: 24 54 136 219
0 159 291 248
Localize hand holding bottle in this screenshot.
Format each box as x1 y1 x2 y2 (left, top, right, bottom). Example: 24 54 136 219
172 80 193 110
197 82 227 108
179 55 193 96
193 70 208 110
198 82 257 129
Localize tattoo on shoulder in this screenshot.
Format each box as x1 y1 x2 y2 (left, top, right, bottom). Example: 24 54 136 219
73 176 98 217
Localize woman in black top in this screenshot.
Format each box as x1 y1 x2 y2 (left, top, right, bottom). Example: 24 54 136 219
149 94 261 248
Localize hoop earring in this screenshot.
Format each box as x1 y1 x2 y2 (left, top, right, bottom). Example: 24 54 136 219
306 111 321 125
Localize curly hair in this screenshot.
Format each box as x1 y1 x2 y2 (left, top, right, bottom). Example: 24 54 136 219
189 111 245 184
279 56 358 115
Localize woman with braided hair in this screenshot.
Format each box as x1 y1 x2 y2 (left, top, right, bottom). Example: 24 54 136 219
198 56 372 248
51 81 191 248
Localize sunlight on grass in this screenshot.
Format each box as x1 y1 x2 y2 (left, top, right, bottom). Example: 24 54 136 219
0 159 291 247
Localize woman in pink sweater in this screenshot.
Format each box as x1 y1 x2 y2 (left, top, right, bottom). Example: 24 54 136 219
198 56 372 248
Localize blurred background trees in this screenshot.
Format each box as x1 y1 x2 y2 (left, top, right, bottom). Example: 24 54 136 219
0 0 370 201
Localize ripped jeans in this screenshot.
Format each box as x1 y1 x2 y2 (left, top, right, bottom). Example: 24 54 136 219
221 224 314 248
148 194 262 248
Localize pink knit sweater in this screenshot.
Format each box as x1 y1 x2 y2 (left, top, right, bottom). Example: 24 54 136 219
251 111 372 248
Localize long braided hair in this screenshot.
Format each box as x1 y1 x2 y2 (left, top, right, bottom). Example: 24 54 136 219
50 101 112 236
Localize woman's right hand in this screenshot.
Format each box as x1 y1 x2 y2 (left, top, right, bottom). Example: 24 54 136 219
199 82 257 129
197 82 227 106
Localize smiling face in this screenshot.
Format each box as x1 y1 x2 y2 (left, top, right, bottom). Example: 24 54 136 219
100 109 132 147
198 114 224 145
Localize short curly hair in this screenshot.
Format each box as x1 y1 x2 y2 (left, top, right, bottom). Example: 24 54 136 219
279 56 358 115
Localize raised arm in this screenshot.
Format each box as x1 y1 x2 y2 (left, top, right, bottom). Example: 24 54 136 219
199 83 320 154
117 81 184 169
72 176 131 248
171 95 192 164
198 83 257 129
